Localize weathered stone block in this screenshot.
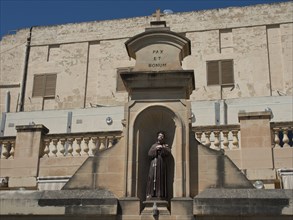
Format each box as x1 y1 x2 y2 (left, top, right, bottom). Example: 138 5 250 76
171 197 193 215
118 197 140 215
194 189 293 216
9 176 37 188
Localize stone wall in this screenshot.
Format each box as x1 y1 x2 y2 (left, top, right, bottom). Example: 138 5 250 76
0 29 29 113
3 95 291 136
0 2 292 113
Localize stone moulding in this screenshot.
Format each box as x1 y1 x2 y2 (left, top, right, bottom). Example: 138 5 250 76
194 189 293 216
120 70 195 99
125 29 191 60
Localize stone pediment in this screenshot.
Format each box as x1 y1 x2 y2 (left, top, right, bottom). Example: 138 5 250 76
125 29 191 71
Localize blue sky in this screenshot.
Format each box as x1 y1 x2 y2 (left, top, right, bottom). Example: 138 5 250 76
0 0 290 38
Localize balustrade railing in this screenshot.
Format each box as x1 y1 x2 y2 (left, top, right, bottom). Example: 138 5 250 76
41 131 122 158
2 121 291 159
0 136 16 159
192 125 240 150
271 122 293 148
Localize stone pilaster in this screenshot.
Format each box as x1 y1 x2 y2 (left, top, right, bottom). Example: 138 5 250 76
238 111 274 181
9 124 49 189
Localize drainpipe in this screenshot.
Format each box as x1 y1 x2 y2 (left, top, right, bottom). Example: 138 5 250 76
83 42 90 108
221 99 228 125
0 91 10 136
18 26 33 112
5 91 10 113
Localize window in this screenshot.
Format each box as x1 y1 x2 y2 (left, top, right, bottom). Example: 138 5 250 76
207 60 234 86
32 74 57 97
116 67 133 92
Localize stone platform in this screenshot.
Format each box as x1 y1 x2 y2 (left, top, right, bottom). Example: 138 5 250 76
0 189 117 216
142 199 170 215
194 189 293 217
1 189 292 219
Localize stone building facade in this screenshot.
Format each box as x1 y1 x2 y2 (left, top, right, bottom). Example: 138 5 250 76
1 2 292 114
0 2 292 220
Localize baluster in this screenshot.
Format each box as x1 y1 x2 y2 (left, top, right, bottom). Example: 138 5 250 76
282 128 290 148
195 132 203 142
57 138 66 157
99 137 106 150
116 135 121 143
1 141 10 159
273 128 281 148
50 139 58 157
91 137 98 156
288 127 293 147
232 130 239 149
107 136 113 148
222 131 229 149
43 139 50 157
204 131 211 148
74 137 82 156
8 142 15 159
213 131 220 150
66 138 74 156
81 137 90 156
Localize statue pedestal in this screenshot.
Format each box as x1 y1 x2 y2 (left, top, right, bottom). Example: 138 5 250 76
142 200 170 215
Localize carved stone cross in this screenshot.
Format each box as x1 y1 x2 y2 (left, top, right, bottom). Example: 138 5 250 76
152 9 164 21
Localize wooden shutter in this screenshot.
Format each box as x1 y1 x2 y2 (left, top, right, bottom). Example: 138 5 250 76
32 75 45 97
32 74 57 97
207 61 220 85
44 74 57 97
221 60 234 85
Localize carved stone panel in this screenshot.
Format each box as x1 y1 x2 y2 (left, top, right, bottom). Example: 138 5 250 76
134 44 181 71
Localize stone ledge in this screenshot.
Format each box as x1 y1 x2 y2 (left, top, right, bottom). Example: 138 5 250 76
238 111 272 121
0 189 118 215
194 189 293 216
120 70 195 99
15 124 49 134
38 190 117 206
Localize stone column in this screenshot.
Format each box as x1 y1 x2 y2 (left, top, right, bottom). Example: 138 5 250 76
9 124 49 189
238 111 274 182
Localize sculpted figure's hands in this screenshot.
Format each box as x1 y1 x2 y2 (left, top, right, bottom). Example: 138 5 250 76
156 145 163 150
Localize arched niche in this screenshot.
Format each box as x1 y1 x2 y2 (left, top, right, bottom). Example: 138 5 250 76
131 105 185 203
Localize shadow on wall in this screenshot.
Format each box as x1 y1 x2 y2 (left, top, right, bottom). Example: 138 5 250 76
62 138 125 197
63 115 253 202
191 132 253 191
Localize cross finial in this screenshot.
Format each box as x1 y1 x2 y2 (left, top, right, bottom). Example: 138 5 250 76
152 9 163 21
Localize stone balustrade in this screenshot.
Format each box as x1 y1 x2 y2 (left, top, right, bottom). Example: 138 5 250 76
0 137 16 159
0 131 123 160
41 131 122 158
2 121 292 160
192 125 240 150
271 122 293 148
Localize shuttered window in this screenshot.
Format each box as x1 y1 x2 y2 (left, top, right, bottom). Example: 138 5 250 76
32 74 57 97
116 67 133 92
207 60 234 86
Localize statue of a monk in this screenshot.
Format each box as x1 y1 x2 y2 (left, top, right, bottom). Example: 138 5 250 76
146 131 171 199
